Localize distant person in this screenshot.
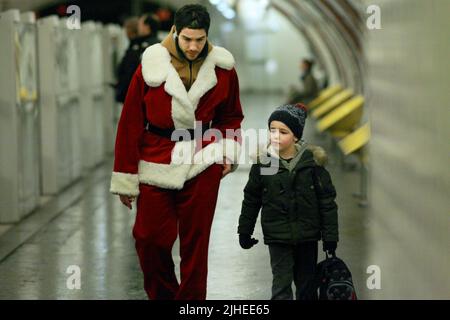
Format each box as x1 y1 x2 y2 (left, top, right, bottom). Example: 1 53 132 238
124 16 139 41
287 58 319 105
320 74 329 90
238 103 339 300
114 14 160 103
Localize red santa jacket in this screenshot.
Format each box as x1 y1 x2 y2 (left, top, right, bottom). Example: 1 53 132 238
110 43 244 196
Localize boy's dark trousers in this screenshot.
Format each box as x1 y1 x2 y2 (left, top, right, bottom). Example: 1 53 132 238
268 241 318 300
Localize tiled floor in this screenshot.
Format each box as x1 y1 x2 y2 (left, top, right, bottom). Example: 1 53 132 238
0 93 369 299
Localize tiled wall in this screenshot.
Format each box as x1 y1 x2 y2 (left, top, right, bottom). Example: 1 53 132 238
364 0 450 299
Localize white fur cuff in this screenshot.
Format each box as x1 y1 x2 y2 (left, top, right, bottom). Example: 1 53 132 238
222 138 241 164
110 172 140 196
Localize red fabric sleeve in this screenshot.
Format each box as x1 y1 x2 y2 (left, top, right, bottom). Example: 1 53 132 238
211 68 244 139
110 65 146 196
113 65 146 174
210 68 244 166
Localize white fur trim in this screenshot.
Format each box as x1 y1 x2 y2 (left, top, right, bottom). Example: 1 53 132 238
141 44 171 86
141 44 235 88
187 54 218 115
221 138 242 164
165 68 194 128
310 145 328 166
141 44 235 129
138 141 228 190
110 172 140 196
208 46 235 70
192 142 223 165
138 161 190 190
171 140 196 165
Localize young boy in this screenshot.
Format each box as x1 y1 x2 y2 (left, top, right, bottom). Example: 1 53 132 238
238 103 339 300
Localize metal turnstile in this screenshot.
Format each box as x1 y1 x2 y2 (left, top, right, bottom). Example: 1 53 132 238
102 24 119 155
0 10 40 222
37 15 82 194
78 21 105 168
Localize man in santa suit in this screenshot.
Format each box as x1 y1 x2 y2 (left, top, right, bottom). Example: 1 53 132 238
110 4 244 300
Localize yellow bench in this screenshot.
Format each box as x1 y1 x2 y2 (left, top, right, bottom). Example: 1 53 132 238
338 122 370 156
308 85 343 110
316 95 364 139
313 89 369 207
312 89 353 119
338 122 370 207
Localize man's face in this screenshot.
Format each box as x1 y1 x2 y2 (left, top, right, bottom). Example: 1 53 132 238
177 28 207 61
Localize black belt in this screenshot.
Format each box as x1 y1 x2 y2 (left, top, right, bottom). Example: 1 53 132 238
145 122 211 141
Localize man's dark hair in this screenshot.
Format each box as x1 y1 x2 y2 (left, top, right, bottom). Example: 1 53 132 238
142 13 160 34
174 4 210 34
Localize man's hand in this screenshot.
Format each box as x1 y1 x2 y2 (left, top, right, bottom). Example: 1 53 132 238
221 157 232 178
119 195 135 210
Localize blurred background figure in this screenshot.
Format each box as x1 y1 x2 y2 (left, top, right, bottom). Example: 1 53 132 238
114 13 160 104
124 16 139 41
287 58 319 105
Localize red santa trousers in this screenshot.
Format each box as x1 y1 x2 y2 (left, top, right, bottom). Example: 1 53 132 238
132 163 223 300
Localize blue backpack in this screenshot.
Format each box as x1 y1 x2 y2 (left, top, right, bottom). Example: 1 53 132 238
315 254 357 300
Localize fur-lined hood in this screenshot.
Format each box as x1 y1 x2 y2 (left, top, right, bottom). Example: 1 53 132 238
251 142 328 167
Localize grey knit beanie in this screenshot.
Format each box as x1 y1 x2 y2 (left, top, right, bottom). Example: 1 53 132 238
268 103 308 139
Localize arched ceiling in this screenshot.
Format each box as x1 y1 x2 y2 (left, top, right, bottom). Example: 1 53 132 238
268 0 366 93
0 0 367 92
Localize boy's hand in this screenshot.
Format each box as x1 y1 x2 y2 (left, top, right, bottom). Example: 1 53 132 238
323 241 337 255
239 234 259 249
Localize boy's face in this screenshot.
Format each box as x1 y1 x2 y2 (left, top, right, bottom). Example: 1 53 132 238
269 121 298 152
176 27 207 61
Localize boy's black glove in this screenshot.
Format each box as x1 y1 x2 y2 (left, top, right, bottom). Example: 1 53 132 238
239 234 259 249
323 241 337 255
